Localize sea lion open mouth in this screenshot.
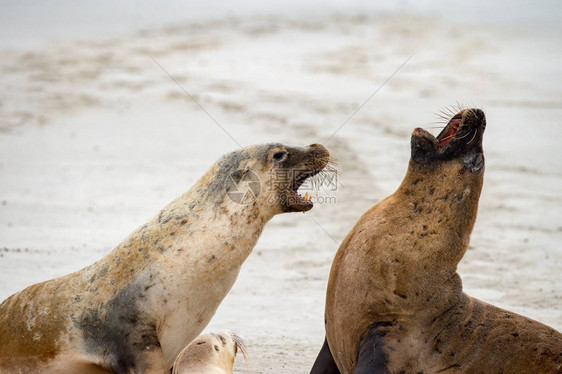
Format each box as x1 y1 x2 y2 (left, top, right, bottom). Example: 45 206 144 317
288 168 323 208
436 108 486 151
412 108 486 163
273 143 332 213
437 112 463 147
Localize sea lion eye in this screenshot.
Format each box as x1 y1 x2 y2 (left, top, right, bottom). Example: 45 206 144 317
273 151 287 161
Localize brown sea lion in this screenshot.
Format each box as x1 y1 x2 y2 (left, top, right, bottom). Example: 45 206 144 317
311 109 562 373
171 330 248 374
0 143 330 373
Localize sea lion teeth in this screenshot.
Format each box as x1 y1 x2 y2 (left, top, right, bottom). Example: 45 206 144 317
311 108 562 374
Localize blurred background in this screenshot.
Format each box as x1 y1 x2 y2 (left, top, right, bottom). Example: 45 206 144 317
1 1 561 372
2 0 562 49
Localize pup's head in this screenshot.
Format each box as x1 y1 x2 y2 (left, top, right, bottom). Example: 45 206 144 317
172 330 248 374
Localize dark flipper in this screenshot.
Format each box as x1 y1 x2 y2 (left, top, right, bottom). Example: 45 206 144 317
353 322 391 374
310 337 341 374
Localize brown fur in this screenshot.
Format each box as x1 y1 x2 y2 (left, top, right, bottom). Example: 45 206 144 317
322 109 562 373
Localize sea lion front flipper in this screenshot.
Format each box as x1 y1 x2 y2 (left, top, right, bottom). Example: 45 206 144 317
353 323 390 374
310 337 341 374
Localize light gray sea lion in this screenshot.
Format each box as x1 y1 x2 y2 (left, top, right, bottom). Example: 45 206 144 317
311 109 562 373
0 143 330 373
172 330 247 374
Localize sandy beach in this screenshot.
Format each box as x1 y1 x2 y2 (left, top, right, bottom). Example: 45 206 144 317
1 3 561 372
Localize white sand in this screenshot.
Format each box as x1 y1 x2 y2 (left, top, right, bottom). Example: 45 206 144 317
0 8 560 373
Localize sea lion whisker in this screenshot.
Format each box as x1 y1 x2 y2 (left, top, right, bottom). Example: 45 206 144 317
310 173 327 195
326 158 339 170
424 120 448 125
434 111 450 120
452 130 472 141
467 129 478 145
321 163 340 178
434 117 449 124
310 175 321 198
320 168 343 189
316 172 340 195
440 133 456 143
444 106 457 116
455 101 467 112
438 109 451 118
324 162 339 173
231 332 250 371
324 165 338 173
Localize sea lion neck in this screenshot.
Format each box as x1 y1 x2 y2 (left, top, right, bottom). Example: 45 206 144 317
394 158 484 267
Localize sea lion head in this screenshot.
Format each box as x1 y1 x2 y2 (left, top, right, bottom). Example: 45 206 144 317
215 143 331 214
410 108 486 172
407 108 486 200
172 330 248 374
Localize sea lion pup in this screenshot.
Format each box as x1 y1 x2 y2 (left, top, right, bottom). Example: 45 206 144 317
0 143 330 374
172 330 248 374
311 109 562 374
